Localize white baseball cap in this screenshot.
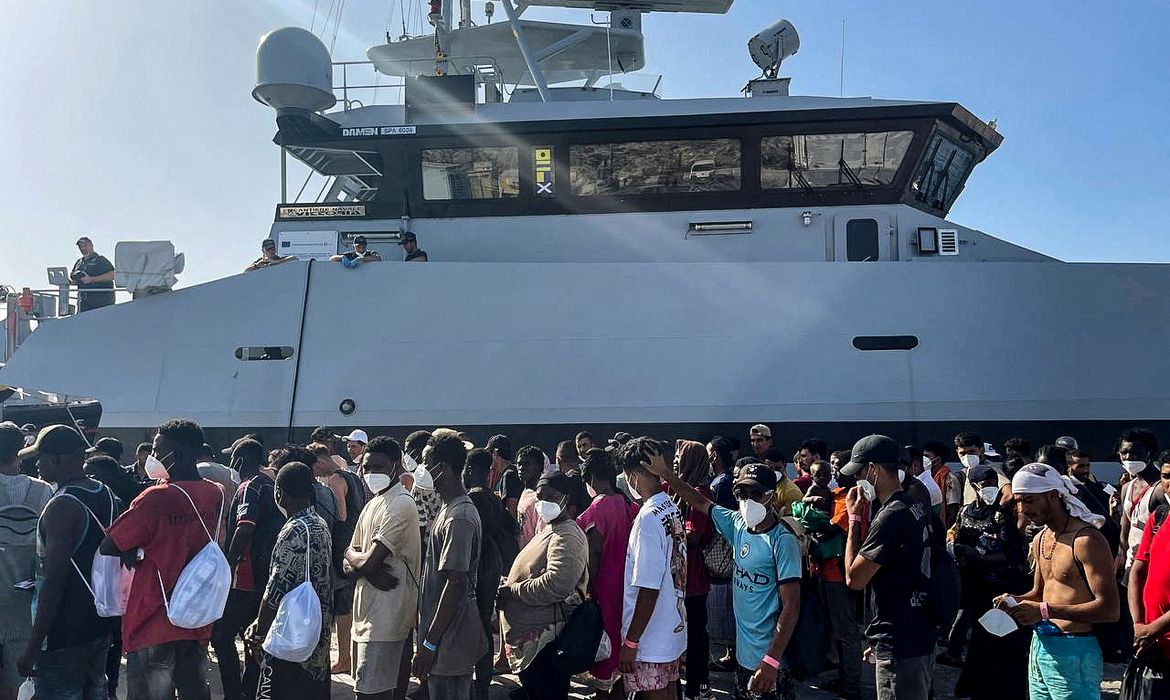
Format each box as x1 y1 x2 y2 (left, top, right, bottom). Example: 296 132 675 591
343 429 369 444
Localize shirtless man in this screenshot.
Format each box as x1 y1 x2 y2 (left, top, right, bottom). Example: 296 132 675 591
994 462 1119 699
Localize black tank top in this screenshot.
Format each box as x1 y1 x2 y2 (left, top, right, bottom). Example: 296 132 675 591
37 480 119 649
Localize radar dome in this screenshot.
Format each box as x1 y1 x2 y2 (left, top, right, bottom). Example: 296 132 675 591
253 27 336 112
748 20 800 78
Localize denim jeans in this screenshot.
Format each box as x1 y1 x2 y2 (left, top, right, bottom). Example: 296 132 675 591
35 635 111 700
126 639 212 700
874 654 933 700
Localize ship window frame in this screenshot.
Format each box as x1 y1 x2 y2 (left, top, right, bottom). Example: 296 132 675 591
852 336 919 351
341 111 944 220
235 346 295 361
568 137 743 197
910 132 976 212
420 146 521 201
759 130 915 191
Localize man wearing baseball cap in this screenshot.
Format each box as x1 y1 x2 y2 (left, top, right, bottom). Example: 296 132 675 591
840 435 934 700
17 425 120 695
331 235 382 266
70 237 116 312
344 429 370 468
399 231 428 262
644 442 803 700
749 424 773 460
244 238 296 272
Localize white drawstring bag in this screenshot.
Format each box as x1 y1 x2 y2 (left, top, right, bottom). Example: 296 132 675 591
159 483 230 629
59 489 134 618
262 520 322 662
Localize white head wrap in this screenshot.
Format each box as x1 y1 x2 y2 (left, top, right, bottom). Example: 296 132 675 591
1011 462 1105 528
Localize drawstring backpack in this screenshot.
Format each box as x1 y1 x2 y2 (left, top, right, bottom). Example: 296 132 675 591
158 483 230 629
60 487 134 617
262 519 323 662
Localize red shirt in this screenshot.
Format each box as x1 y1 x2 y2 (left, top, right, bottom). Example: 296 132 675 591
683 486 714 596
816 488 870 583
1135 513 1170 656
107 479 227 652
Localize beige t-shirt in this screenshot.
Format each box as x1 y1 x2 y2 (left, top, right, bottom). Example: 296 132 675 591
350 483 421 643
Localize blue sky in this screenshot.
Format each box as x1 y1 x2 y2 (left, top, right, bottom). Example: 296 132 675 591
1 0 1167 290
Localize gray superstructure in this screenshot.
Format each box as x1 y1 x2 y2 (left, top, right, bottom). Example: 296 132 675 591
1 2 1164 453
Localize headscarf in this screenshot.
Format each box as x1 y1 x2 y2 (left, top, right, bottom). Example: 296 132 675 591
1011 462 1105 528
675 440 709 487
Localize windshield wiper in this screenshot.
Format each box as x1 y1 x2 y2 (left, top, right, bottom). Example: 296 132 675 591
789 166 813 192
838 158 864 191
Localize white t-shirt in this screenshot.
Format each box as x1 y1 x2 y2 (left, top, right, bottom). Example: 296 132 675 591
622 491 688 663
917 471 943 508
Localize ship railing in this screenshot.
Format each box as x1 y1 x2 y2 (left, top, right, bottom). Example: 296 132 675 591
331 57 508 110
2 285 141 362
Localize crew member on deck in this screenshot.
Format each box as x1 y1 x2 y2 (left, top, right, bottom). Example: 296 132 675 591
400 231 428 262
331 235 381 266
244 238 296 271
70 237 115 312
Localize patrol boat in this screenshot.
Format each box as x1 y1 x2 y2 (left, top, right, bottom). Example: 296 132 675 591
3 0 1169 454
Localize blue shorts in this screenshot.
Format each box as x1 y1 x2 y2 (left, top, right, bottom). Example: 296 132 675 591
1028 631 1102 700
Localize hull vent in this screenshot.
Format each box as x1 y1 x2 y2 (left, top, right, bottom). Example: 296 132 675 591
938 229 959 256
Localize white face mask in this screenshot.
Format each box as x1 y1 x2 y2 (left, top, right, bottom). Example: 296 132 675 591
960 454 980 470
144 453 171 480
412 464 434 491
978 486 1001 505
535 499 563 524
856 479 876 501
739 498 768 529
364 471 394 494
978 608 1019 638
1122 460 1146 476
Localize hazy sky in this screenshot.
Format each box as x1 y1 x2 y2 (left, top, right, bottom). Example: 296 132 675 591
1 0 1167 291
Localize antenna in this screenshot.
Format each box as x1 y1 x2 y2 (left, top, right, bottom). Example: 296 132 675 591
839 20 845 97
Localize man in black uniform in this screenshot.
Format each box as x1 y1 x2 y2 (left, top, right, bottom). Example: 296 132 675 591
400 231 428 262
70 237 115 312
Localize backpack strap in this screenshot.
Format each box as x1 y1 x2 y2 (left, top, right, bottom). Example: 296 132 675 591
52 490 110 602
169 482 225 544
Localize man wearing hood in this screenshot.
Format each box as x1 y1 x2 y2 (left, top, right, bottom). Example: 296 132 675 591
994 462 1119 700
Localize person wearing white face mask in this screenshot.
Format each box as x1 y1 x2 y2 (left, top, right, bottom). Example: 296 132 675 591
954 432 1011 508
342 436 420 699
498 472 588 700
841 435 935 700
647 445 802 700
939 466 1029 695
1118 429 1162 580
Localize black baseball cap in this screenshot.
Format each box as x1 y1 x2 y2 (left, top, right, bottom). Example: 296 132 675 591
486 434 513 460
262 238 276 249
398 231 417 245
353 235 368 246
840 435 901 477
19 425 90 459
87 436 124 459
733 462 778 492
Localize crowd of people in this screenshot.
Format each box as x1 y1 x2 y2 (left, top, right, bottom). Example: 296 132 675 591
3 418 1169 700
